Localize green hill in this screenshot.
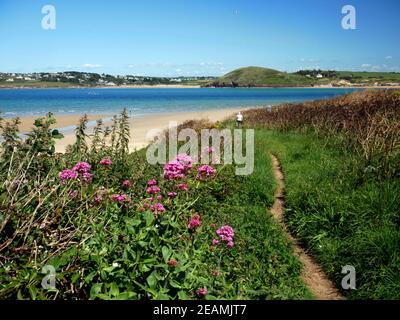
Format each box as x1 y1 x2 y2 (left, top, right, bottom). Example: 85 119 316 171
207 66 313 87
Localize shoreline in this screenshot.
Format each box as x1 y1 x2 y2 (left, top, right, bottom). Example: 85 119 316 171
3 107 250 153
1 85 400 90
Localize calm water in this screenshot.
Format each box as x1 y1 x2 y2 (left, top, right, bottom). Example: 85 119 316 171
0 87 363 118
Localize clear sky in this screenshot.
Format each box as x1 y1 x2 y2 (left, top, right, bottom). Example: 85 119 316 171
0 0 399 76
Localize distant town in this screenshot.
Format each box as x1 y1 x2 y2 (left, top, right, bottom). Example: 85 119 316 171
0 71 217 88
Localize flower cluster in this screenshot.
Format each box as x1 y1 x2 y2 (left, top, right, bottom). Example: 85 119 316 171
59 162 92 185
150 202 166 214
216 225 235 248
99 158 112 166
196 288 208 298
163 154 193 180
196 165 216 179
188 213 202 230
110 194 128 203
147 186 161 194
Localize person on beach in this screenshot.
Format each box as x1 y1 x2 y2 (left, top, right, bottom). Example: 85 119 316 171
236 111 243 128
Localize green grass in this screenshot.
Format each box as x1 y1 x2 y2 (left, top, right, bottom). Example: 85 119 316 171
256 129 400 299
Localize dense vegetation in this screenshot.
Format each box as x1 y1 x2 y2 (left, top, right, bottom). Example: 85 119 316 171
0 110 310 299
243 90 400 299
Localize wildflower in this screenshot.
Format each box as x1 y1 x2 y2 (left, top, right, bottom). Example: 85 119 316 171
216 225 235 248
81 172 93 184
212 239 220 245
111 194 128 202
99 158 112 166
157 195 162 201
196 288 208 298
150 203 166 214
163 154 193 180
168 259 177 267
206 146 215 153
177 183 189 191
146 186 161 194
94 194 103 204
197 165 216 179
72 161 91 174
147 179 157 186
188 213 202 229
68 189 78 199
210 223 216 228
122 179 131 188
167 191 177 198
59 169 78 183
211 270 220 277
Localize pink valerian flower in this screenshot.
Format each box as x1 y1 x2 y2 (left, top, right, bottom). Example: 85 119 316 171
59 169 78 183
210 223 217 228
146 186 161 194
163 154 193 180
94 194 103 204
122 179 131 188
68 189 78 199
81 172 93 184
168 259 177 267
212 239 220 245
216 225 235 248
167 191 177 198
72 162 91 174
142 202 149 209
111 194 128 202
147 179 157 186
188 213 202 230
157 195 162 201
150 203 166 214
196 288 208 298
206 146 215 153
177 183 189 191
197 165 216 179
99 158 112 166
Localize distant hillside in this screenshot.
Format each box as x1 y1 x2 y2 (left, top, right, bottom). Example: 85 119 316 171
206 66 313 87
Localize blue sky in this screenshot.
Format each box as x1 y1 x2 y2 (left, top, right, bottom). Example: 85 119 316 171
0 0 399 76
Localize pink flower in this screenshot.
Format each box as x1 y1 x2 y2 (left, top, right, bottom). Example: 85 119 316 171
177 183 189 191
163 154 193 180
168 259 177 267
72 162 91 174
210 223 216 228
68 189 78 199
99 158 112 166
211 270 220 277
212 239 220 245
111 194 128 202
188 213 202 230
167 191 177 198
196 288 208 298
216 225 235 248
147 179 157 186
206 146 215 153
157 195 162 201
146 186 161 194
81 172 93 184
59 169 78 183
150 202 166 214
197 165 216 179
142 202 149 209
122 179 131 188
94 195 103 204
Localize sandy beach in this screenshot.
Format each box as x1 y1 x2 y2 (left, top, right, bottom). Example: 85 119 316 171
10 107 251 153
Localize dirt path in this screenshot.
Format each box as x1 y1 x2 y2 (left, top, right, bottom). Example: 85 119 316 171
270 154 343 300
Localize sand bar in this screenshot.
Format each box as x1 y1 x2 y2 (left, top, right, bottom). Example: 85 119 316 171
8 107 252 153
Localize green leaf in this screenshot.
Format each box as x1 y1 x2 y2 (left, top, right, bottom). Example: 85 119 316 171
178 291 189 299
169 279 182 289
109 283 120 297
146 271 158 288
162 246 172 262
90 283 102 299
